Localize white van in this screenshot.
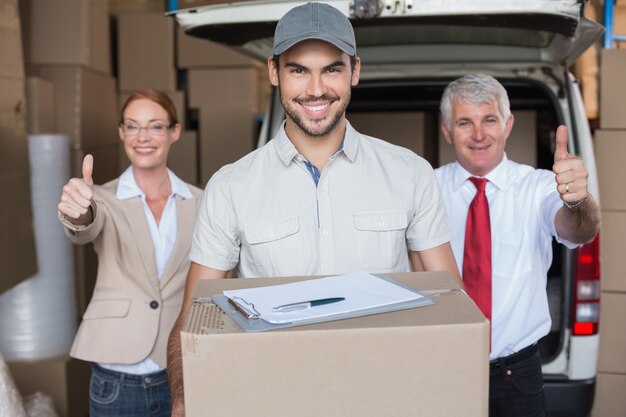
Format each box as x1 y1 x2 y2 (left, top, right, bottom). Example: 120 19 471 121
172 1 603 415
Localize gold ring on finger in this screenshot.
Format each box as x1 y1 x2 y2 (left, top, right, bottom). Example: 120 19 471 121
565 184 570 193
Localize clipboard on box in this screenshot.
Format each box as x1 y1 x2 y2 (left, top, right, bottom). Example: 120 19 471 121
210 273 435 332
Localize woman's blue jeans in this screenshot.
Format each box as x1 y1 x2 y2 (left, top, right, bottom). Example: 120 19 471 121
89 363 171 417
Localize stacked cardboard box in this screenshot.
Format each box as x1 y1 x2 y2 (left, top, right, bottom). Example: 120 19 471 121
177 0 248 10
178 25 270 185
108 0 166 16
187 67 259 184
348 111 437 165
573 1 601 120
116 12 199 185
0 0 37 294
24 63 120 326
115 11 273 187
21 0 120 185
25 76 55 133
117 13 177 91
592 48 626 417
12 3 119 415
23 0 111 74
23 0 119 339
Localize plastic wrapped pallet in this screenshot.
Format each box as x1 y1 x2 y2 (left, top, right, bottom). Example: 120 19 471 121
23 392 60 417
0 352 28 417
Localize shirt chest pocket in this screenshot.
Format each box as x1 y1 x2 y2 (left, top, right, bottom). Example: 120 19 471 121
353 209 408 271
243 216 304 276
493 232 532 279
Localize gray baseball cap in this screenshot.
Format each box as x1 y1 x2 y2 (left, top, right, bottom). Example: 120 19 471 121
272 2 356 56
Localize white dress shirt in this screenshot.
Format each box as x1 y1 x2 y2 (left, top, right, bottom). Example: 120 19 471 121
191 121 451 277
435 155 577 360
101 167 192 375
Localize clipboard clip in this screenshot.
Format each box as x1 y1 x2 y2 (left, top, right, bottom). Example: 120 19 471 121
228 296 260 320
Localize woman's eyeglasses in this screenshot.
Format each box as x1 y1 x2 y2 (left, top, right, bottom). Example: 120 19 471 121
119 122 172 136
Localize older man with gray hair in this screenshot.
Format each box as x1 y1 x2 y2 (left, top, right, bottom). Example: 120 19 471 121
435 73 600 417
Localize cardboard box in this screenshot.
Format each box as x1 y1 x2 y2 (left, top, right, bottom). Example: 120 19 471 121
182 272 489 417
168 130 199 186
177 26 259 69
256 64 272 116
0 77 26 136
76 143 120 185
595 129 626 211
186 62 270 120
119 90 186 129
592 373 626 417
438 110 537 168
599 211 626 293
0 171 37 294
23 0 111 74
573 2 600 120
108 0 166 15
117 13 177 91
27 65 119 150
197 107 256 184
597 292 626 374
0 0 24 79
0 0 25 132
7 356 90 417
0 0 37 294
348 111 437 164
187 67 258 110
25 76 55 133
600 49 626 129
177 0 251 9
188 68 258 184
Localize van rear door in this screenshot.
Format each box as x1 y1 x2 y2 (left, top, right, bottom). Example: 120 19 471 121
172 0 602 67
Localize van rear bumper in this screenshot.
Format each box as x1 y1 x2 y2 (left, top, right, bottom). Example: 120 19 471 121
545 377 595 417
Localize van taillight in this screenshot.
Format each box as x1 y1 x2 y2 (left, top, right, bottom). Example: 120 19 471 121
572 234 600 336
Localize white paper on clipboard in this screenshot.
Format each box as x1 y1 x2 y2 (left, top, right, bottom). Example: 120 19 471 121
223 272 426 324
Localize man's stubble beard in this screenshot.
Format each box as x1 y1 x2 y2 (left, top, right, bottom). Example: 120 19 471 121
279 86 350 138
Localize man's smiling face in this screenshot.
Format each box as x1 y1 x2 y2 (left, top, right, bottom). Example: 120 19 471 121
269 39 360 140
441 98 513 177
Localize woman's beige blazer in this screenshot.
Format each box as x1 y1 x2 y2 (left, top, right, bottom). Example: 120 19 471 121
60 178 202 367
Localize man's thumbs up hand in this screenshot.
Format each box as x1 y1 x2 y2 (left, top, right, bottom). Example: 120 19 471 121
58 154 95 223
552 125 589 204
553 125 570 163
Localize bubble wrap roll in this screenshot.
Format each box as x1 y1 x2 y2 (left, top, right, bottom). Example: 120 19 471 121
0 134 76 361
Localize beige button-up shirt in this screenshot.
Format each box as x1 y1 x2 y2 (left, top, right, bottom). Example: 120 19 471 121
191 121 451 278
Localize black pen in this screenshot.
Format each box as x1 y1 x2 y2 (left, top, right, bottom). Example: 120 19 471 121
272 297 345 312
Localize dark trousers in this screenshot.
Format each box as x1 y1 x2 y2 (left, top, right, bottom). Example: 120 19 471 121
489 344 546 417
89 364 171 417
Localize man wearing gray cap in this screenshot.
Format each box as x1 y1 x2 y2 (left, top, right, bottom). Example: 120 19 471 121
167 3 461 415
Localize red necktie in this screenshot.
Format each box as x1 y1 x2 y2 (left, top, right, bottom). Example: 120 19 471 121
463 177 492 325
